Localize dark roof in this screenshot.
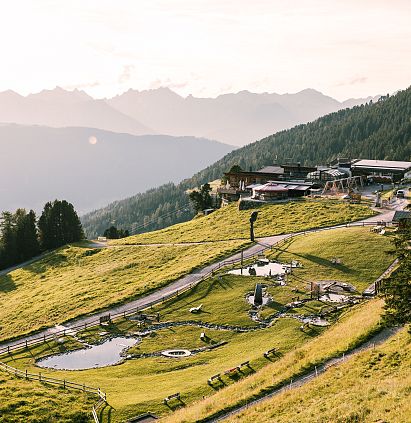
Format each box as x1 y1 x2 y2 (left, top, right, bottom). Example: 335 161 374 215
392 211 411 222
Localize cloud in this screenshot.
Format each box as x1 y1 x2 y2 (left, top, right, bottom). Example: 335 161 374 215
336 76 368 87
149 78 189 90
118 64 135 84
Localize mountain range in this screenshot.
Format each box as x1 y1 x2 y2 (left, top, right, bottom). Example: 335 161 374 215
0 125 233 214
0 87 379 146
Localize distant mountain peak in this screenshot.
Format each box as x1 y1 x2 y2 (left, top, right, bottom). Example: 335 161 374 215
27 86 92 102
0 89 23 99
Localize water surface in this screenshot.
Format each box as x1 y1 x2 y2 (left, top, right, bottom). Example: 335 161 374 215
37 337 137 370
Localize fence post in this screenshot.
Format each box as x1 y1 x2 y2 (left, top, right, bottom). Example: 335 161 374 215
83 383 85 391
63 379 66 389
25 340 28 349
39 372 41 382
43 334 46 342
25 369 28 379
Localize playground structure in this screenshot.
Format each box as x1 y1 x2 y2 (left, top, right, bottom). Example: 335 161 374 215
321 175 365 195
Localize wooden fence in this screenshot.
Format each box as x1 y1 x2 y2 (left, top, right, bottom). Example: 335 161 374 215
0 361 106 422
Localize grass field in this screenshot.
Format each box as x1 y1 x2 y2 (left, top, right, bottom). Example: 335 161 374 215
268 226 395 292
0 200 394 423
3 317 315 422
162 299 385 423
112 200 375 244
0 372 95 423
0 240 246 342
225 328 411 423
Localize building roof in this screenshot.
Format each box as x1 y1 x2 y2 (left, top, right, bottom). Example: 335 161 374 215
307 169 347 178
246 183 264 189
256 166 284 174
392 211 411 222
255 183 288 192
266 180 314 187
352 160 411 171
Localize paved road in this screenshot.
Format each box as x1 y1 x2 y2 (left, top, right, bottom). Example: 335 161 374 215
209 326 400 422
0 198 405 350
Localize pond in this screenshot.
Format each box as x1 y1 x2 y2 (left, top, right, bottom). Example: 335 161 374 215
319 293 351 303
36 337 138 370
228 260 288 277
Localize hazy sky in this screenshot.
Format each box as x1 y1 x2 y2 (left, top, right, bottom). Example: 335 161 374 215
0 0 410 100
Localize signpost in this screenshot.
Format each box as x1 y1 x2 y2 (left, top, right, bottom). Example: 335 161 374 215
249 211 258 242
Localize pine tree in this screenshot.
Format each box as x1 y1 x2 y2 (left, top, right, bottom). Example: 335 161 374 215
38 200 84 250
0 212 17 269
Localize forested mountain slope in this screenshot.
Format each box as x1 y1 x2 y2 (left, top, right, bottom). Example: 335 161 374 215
81 87 411 238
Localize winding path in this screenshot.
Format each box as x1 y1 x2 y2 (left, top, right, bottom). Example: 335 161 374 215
0 201 404 351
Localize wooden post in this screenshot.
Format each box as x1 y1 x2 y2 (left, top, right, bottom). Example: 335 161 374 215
241 250 244 275
63 379 66 389
39 372 41 382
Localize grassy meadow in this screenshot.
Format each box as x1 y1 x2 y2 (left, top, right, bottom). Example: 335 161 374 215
0 240 246 342
112 200 375 244
3 317 315 422
225 328 411 423
268 226 395 292
0 199 395 423
162 299 385 423
0 372 95 423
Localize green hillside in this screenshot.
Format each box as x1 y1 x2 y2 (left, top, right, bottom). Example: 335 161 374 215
224 328 411 423
0 201 372 342
81 87 411 237
0 220 396 422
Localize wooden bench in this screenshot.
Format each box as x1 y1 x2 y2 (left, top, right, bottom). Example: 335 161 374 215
207 374 221 384
164 393 180 404
99 315 111 326
224 367 238 376
264 348 277 358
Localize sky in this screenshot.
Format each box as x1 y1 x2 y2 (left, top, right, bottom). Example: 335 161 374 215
0 0 410 100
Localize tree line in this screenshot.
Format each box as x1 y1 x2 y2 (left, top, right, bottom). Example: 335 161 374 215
81 86 411 238
0 200 83 270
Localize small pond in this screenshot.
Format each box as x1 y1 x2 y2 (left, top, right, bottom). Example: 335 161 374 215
228 261 288 277
36 337 138 370
319 293 351 303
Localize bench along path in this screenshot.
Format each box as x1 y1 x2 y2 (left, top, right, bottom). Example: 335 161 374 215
208 326 400 422
0 204 399 352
